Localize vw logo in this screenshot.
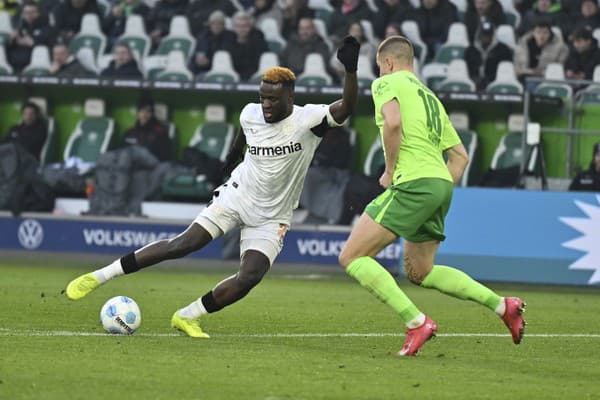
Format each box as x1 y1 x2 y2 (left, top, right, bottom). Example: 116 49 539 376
18 219 44 249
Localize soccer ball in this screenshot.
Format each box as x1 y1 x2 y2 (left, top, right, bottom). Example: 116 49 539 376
100 296 142 335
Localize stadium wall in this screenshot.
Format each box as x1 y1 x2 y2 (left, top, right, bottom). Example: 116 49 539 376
2 188 599 286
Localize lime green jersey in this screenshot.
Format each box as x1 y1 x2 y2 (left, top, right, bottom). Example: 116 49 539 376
371 70 461 185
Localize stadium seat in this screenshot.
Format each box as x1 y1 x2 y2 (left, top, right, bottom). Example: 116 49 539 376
312 19 334 52
161 104 234 200
490 114 538 174
117 15 151 62
250 52 279 83
438 59 476 92
357 54 376 88
0 10 11 47
360 19 379 48
449 111 479 186
594 28 600 43
364 0 378 12
449 0 467 20
156 50 193 81
76 47 99 75
576 65 600 104
259 18 286 55
68 14 107 64
0 45 13 75
421 62 448 90
63 99 114 163
308 0 334 23
22 45 51 76
498 0 521 28
143 54 168 79
97 53 113 71
486 61 523 94
297 53 332 86
156 16 196 62
495 24 516 50
203 50 239 83
28 97 57 166
401 20 427 66
534 63 572 100
364 138 384 177
434 22 468 64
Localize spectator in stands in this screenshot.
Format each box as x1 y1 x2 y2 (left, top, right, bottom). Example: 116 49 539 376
569 141 600 192
384 22 402 38
331 22 375 80
2 102 47 161
250 0 283 29
49 42 95 77
225 11 268 81
517 0 570 37
52 0 102 43
411 0 459 59
574 0 600 33
465 21 513 89
7 1 55 72
123 97 172 162
147 0 189 48
565 27 600 80
281 17 330 75
100 43 143 78
514 19 568 82
372 0 414 39
327 0 373 45
103 0 151 51
190 10 235 75
513 0 535 14
280 0 314 39
464 0 506 42
186 0 237 37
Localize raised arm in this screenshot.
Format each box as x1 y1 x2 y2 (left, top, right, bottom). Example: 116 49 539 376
222 127 247 176
329 36 360 124
379 98 402 189
445 143 469 185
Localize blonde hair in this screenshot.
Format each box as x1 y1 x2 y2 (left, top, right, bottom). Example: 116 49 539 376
262 67 296 88
377 36 414 66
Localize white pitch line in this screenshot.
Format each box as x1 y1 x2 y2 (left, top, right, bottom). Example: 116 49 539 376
0 328 599 338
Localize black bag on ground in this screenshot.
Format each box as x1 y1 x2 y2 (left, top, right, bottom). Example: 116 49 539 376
479 166 521 188
181 147 224 185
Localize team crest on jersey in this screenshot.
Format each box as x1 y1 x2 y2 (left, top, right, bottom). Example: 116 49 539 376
374 80 389 96
248 142 303 156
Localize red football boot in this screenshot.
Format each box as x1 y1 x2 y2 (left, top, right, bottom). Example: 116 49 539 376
501 297 527 344
397 316 437 356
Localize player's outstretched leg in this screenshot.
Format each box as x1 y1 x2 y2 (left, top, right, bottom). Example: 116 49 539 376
65 224 213 300
172 250 270 338
419 264 527 344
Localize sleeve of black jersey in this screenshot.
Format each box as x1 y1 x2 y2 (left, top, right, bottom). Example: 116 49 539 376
310 116 329 138
222 128 247 176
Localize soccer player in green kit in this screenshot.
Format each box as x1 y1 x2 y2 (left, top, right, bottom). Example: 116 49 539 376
338 36 526 356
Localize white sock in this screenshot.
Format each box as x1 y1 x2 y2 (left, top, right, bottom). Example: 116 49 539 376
495 297 506 317
178 298 208 319
406 312 426 329
93 259 124 284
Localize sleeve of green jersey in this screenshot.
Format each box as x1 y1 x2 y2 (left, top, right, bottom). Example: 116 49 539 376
371 76 398 113
441 113 462 150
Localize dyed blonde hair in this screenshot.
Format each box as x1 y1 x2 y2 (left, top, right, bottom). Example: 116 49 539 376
262 67 296 88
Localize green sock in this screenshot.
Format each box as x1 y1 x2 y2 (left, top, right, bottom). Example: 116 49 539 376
421 265 501 311
346 257 420 323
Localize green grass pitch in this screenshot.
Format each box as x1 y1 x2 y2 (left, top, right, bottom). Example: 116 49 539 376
1 255 599 400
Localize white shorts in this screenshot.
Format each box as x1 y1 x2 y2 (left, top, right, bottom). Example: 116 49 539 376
192 184 289 265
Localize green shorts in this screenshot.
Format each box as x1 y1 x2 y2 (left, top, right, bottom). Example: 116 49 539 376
365 178 454 243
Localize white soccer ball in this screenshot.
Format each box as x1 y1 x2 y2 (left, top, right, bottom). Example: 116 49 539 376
100 296 142 335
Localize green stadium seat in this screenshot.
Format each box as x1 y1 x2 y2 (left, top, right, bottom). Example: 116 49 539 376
308 0 334 23
250 52 279 83
116 15 151 61
156 51 193 82
68 14 106 64
401 21 427 66
434 23 468 64
364 139 384 178
203 50 239 83
0 43 13 75
0 10 12 47
155 16 196 62
421 62 448 91
22 46 51 76
161 104 234 200
534 63 572 100
297 53 332 86
63 99 114 163
259 18 286 55
490 114 537 172
486 61 523 94
449 112 479 187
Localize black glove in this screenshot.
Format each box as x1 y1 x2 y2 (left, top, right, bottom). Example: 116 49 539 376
336 35 360 73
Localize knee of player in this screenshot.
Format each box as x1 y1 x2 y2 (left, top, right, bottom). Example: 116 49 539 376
237 269 265 289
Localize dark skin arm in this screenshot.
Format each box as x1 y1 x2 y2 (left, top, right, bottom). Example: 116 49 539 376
222 127 247 176
328 71 358 125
